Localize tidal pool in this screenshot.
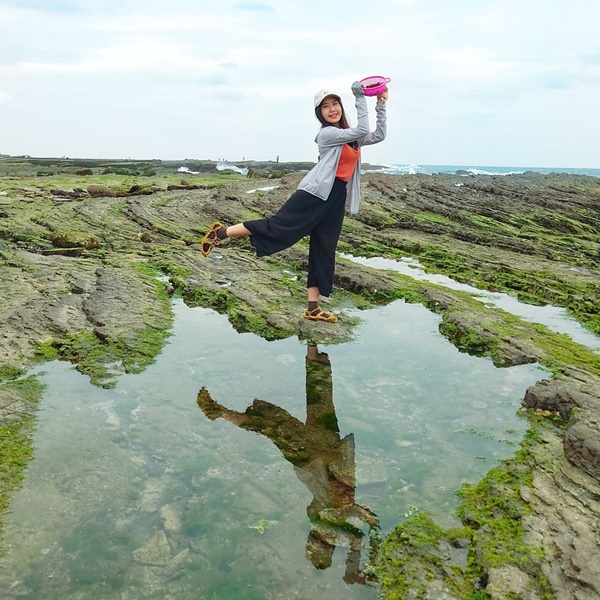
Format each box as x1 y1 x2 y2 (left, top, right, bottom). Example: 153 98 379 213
0 298 545 599
341 253 600 353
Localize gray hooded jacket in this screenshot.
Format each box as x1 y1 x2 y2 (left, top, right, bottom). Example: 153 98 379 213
297 94 387 214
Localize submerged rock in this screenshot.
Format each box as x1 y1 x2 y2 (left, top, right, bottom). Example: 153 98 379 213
160 503 183 534
133 530 172 566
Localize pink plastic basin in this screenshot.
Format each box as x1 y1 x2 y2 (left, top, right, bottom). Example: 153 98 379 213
360 76 391 96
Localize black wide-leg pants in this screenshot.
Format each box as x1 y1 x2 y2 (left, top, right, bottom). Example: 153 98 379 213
243 178 347 297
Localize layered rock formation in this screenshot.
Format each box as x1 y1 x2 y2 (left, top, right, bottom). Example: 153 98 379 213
1 160 599 598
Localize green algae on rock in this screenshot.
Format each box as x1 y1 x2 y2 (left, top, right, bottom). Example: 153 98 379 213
0 375 45 545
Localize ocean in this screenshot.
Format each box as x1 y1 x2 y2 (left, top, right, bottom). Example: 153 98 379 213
365 163 600 177
207 162 600 178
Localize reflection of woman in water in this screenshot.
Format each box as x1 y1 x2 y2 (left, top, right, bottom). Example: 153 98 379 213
197 344 379 584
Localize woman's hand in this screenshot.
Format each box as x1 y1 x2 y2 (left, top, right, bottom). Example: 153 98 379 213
377 88 388 104
351 81 365 97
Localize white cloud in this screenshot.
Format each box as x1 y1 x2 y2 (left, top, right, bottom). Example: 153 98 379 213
0 92 12 104
17 38 221 75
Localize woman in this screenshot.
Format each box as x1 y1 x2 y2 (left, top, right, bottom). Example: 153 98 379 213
200 80 388 323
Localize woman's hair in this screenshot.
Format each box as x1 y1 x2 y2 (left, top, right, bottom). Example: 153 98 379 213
315 96 358 149
315 97 350 129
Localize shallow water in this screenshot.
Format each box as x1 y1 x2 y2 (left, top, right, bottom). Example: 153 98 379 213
0 299 544 599
341 254 600 353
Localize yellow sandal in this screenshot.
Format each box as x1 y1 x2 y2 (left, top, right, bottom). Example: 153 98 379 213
200 221 224 257
303 306 338 323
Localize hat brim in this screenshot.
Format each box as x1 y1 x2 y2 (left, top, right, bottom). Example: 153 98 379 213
314 90 342 108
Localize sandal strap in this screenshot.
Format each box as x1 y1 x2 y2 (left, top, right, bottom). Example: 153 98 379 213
304 306 338 322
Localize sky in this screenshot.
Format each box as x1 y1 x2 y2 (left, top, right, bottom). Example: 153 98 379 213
1 0 599 168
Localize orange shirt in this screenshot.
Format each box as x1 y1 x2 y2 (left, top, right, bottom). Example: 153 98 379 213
335 143 360 182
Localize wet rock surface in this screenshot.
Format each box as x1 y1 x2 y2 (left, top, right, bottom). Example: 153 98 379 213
1 159 600 598
521 426 600 600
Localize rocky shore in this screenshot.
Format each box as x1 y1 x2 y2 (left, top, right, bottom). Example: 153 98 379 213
1 156 599 599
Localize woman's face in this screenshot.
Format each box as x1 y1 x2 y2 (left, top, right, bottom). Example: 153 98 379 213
320 96 342 126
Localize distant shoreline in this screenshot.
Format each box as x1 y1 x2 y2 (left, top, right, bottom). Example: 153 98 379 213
2 155 598 179
0 155 389 180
